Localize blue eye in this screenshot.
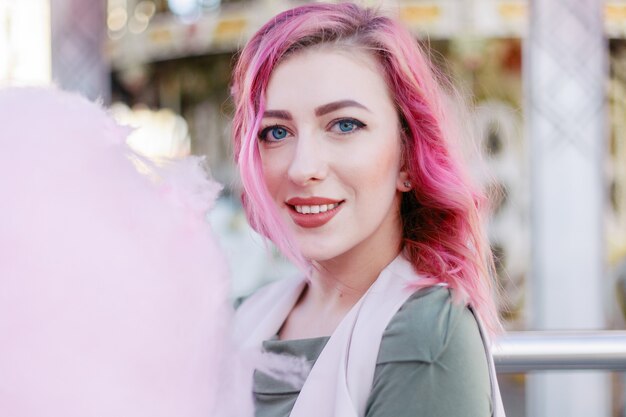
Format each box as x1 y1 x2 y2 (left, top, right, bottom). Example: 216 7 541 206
259 125 289 142
270 127 288 140
331 118 365 134
339 121 355 132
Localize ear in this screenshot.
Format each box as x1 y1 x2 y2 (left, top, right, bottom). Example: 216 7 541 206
397 170 412 192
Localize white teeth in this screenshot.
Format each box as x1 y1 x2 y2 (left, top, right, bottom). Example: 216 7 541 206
293 203 339 214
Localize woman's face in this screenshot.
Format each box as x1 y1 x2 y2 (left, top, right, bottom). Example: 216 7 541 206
259 47 409 263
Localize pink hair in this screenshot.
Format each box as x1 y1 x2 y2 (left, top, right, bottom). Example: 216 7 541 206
230 3 501 334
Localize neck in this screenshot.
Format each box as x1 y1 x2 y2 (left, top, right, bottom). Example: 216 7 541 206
307 231 403 310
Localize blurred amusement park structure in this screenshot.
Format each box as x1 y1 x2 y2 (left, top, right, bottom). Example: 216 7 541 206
3 0 626 416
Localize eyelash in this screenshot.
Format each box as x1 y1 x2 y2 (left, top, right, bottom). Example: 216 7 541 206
258 125 290 142
329 118 366 134
258 118 366 142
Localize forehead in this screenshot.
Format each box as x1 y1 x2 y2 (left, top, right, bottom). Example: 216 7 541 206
265 46 394 111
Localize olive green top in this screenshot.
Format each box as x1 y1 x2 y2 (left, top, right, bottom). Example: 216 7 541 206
252 287 492 417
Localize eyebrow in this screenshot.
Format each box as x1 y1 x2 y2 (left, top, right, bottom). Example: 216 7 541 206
315 100 370 116
262 110 293 120
262 100 370 120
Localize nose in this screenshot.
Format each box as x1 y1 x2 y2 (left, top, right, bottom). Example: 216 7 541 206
287 132 328 186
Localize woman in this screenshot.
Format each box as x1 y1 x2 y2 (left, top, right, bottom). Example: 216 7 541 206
231 3 505 417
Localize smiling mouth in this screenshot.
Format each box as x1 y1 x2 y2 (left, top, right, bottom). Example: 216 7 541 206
291 202 341 214
285 200 345 228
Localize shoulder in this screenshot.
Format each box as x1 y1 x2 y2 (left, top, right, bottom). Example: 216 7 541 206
367 287 492 417
378 286 485 365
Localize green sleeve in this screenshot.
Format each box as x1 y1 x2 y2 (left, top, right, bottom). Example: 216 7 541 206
365 287 492 417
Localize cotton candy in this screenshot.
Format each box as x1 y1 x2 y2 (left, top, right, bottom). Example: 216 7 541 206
0 87 251 417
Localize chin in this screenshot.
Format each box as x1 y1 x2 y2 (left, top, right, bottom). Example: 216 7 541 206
300 249 336 263
301 243 358 264
298 242 344 263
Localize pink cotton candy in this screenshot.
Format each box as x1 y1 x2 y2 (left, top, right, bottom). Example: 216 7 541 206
0 87 251 417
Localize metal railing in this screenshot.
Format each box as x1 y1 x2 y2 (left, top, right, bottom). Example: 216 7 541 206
493 331 626 373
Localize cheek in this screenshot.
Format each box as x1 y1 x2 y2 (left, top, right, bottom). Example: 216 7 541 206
260 147 289 197
347 137 402 187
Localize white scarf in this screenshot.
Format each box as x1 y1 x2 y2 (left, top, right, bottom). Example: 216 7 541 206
234 255 506 417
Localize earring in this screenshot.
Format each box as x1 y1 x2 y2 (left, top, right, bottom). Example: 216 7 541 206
403 181 411 190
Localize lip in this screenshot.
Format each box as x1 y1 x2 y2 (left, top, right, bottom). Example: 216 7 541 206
285 196 344 229
286 197 342 206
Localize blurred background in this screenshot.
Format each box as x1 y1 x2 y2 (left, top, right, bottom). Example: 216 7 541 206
2 0 626 416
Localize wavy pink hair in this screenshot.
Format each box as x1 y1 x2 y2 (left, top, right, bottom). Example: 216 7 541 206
230 3 501 333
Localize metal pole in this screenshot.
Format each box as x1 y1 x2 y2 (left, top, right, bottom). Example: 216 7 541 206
526 0 609 415
494 331 626 373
